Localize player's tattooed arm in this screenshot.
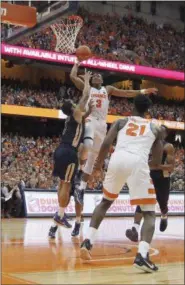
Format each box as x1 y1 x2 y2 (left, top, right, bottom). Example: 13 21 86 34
106 85 158 98
94 119 128 171
70 61 85 91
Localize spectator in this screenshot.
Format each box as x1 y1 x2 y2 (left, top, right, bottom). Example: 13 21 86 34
1 77 184 122
1 133 184 192
2 9 183 71
1 177 23 218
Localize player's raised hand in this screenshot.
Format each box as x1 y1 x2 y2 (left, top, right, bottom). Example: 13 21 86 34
144 88 158 95
84 69 92 82
74 58 82 67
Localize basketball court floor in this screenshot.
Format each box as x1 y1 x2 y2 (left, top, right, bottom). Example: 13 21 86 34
2 216 184 284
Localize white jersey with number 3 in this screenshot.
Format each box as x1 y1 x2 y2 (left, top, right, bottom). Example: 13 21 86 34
115 116 156 161
88 86 109 121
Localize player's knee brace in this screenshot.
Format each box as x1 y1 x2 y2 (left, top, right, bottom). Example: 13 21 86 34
84 122 95 151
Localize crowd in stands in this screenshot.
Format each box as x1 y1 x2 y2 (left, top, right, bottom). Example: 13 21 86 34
77 8 184 71
2 77 184 122
170 147 184 191
1 77 65 109
2 7 184 71
1 134 58 190
1 133 184 192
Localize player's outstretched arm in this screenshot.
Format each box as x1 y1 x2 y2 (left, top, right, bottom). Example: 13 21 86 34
158 144 175 172
76 70 91 112
149 126 164 167
84 99 94 118
70 61 85 91
73 70 91 122
106 85 158 98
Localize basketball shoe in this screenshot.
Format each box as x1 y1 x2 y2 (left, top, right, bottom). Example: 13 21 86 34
64 212 73 221
71 222 81 237
125 226 139 242
134 253 158 273
53 212 72 228
160 215 168 232
48 225 58 239
80 239 93 260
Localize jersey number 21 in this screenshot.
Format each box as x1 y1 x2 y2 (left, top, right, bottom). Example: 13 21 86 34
126 123 146 136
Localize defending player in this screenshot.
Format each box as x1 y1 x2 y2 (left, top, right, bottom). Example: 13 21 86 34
70 61 158 236
48 70 91 238
126 125 175 242
80 94 163 273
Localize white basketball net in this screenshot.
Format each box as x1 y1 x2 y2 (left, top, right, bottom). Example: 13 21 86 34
51 15 83 54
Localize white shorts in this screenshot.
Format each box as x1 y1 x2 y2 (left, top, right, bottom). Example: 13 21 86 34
83 117 107 175
103 150 156 211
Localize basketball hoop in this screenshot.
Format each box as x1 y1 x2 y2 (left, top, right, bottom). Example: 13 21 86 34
51 15 83 54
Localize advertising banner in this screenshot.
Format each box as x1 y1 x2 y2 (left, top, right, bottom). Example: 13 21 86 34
1 44 184 81
24 191 184 217
1 104 60 119
2 105 184 130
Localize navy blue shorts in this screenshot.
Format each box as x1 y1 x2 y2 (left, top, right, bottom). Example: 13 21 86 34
53 144 78 183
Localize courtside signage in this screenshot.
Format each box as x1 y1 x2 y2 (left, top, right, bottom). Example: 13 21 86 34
1 104 59 119
2 104 184 130
1 44 184 81
24 191 184 217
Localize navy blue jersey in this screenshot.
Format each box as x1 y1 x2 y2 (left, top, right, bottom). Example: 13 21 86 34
61 114 85 149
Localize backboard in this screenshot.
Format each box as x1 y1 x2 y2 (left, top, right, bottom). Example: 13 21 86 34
2 1 79 44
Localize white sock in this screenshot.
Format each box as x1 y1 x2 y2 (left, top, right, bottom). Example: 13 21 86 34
79 181 87 191
138 241 150 258
86 227 98 244
52 222 58 227
133 223 140 232
58 207 65 218
76 216 81 224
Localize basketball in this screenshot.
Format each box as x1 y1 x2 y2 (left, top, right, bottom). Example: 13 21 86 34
76 45 92 61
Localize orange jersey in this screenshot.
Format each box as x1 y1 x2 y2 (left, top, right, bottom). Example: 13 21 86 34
87 86 109 121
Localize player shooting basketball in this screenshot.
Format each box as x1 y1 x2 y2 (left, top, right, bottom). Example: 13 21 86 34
70 60 158 237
